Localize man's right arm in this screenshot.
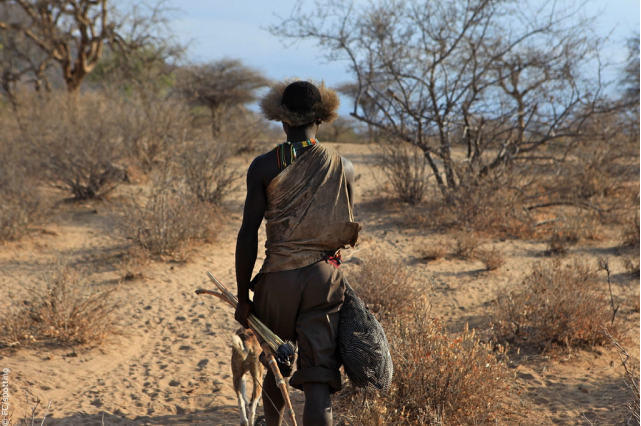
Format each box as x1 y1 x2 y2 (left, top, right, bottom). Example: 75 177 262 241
235 157 267 328
342 157 355 208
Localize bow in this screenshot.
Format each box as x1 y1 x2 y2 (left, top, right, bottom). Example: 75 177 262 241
196 272 298 426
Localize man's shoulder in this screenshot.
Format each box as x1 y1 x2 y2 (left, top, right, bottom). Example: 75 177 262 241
249 149 276 169
248 148 280 186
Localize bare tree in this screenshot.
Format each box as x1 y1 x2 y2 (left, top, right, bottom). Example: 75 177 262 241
621 33 640 107
0 0 179 95
0 3 55 107
317 116 361 142
272 0 609 198
175 59 270 137
336 82 379 143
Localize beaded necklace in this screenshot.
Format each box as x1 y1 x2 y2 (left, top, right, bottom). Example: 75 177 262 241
275 138 318 170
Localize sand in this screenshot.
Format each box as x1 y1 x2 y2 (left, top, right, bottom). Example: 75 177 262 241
1 142 638 425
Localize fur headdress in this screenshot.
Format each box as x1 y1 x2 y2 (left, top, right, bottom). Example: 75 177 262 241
260 79 340 126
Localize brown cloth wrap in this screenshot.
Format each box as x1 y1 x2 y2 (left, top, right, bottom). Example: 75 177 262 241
259 143 361 274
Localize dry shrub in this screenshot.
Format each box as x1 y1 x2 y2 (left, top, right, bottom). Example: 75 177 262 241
119 94 192 173
544 231 576 256
404 173 536 239
0 145 48 242
334 305 516 425
623 255 640 277
1 259 117 347
378 141 428 204
476 246 506 271
557 135 637 205
452 231 480 260
178 134 242 205
621 211 640 249
620 212 640 277
119 172 219 260
449 170 537 239
117 246 150 281
219 107 278 156
18 92 127 200
490 260 618 350
346 256 423 316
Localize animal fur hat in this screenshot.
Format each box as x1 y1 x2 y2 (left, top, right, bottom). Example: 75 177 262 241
260 79 340 126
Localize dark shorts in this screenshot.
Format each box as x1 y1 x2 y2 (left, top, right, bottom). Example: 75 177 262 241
253 260 345 393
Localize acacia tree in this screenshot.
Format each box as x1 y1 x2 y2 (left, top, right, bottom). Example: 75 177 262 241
0 0 177 95
175 59 270 137
272 0 608 197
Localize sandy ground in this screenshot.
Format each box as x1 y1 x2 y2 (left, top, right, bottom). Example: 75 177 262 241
1 142 639 425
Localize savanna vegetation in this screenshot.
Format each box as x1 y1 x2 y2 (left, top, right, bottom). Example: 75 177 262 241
0 0 638 425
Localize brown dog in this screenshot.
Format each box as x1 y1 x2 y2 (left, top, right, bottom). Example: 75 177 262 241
231 327 264 426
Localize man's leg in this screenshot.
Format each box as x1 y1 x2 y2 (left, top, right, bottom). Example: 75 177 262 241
262 370 285 426
302 383 332 426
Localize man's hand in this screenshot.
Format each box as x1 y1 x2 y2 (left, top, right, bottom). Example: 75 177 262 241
235 299 254 329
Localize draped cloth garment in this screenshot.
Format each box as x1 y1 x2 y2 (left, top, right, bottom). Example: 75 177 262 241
259 144 361 274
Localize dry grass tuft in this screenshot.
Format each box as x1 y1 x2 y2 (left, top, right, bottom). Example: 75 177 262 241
334 303 517 425
490 260 619 350
346 256 424 316
117 246 150 282
2 259 117 347
418 243 447 262
452 231 481 260
476 246 506 271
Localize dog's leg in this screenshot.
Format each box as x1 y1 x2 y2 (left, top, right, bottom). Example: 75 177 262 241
247 374 262 426
235 375 249 425
233 356 250 426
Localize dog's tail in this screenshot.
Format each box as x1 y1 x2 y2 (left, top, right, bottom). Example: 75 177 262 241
231 334 250 361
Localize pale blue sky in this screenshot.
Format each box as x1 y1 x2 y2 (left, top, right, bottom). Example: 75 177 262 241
166 0 639 112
